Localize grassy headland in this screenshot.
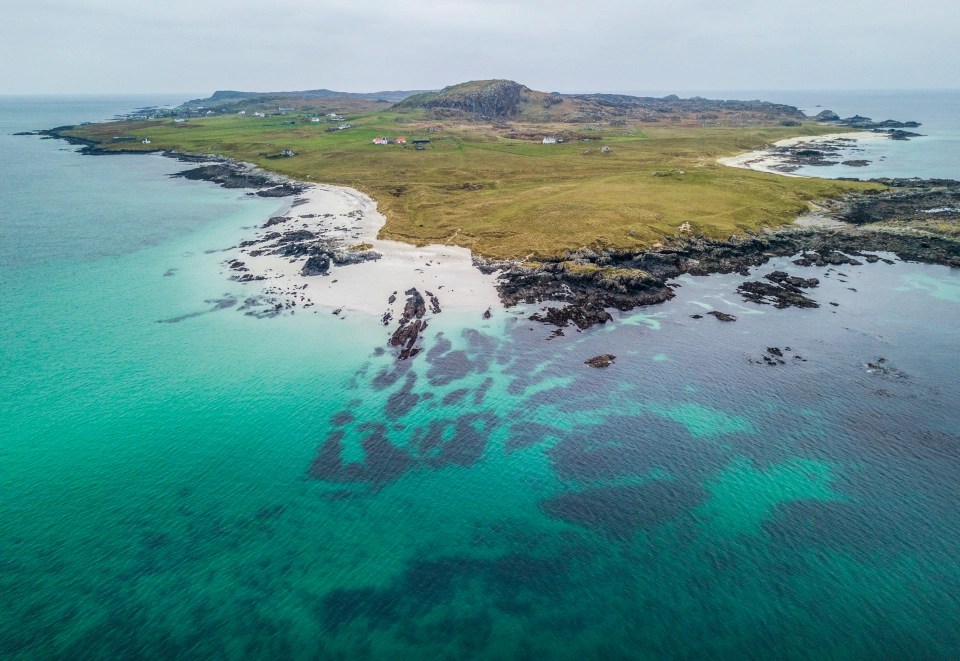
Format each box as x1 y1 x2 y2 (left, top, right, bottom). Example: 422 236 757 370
59 81 881 260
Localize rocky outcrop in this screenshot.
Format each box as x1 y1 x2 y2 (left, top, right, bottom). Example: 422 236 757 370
388 288 431 360
737 277 819 309
396 79 530 118
585 354 616 368
706 311 737 322
836 116 922 130
301 254 331 276
489 178 960 329
830 178 960 225
813 114 924 140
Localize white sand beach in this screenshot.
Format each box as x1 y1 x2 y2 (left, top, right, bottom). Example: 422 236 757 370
222 183 503 320
717 131 885 176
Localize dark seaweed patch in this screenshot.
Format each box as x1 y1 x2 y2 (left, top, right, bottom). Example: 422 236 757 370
442 388 470 406
762 499 910 555
319 551 571 650
462 328 496 359
427 350 476 386
427 413 498 468
426 334 453 360
371 361 411 390
547 415 731 482
506 422 563 454
308 426 415 489
385 373 420 419
549 435 658 481
330 411 355 426
255 505 286 521
308 431 364 483
473 377 494 406
157 296 238 323
360 429 415 489
540 481 706 540
416 420 448 458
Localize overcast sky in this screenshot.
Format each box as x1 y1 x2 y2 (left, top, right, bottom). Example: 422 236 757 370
2 0 957 95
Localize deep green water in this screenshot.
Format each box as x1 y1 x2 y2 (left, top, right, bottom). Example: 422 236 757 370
2 96 960 659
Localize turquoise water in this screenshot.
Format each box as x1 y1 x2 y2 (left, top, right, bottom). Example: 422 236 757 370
2 95 960 658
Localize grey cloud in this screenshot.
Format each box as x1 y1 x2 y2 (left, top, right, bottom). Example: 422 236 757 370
1 0 956 94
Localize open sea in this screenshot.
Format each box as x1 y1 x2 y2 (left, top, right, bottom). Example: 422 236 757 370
1 92 959 659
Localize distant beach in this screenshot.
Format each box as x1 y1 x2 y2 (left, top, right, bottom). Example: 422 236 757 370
718 131 886 176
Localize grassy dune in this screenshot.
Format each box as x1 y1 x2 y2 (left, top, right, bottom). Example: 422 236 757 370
64 111 880 260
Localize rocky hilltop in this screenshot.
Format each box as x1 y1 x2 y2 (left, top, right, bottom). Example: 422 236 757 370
394 79 808 123
396 80 533 117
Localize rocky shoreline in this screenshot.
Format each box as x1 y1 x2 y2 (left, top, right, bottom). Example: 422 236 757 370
481 178 960 330
37 126 960 356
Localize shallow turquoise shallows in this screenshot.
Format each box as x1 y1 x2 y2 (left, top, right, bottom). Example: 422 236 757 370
2 94 960 659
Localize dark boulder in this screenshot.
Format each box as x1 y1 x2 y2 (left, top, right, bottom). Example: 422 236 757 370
301 254 330 276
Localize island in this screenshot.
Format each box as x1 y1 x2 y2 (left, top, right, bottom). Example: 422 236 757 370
44 79 960 356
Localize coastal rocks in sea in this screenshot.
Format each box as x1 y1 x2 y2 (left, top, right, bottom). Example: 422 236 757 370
171 163 275 189
585 354 616 368
764 137 869 172
707 310 737 322
494 259 672 331
255 183 308 197
831 115 922 131
813 112 924 140
737 275 819 309
231 222 382 282
390 319 427 360
529 304 613 330
491 180 960 330
227 259 267 281
880 129 924 141
387 288 436 360
866 357 908 379
765 270 820 289
403 288 427 321
791 251 862 267
750 346 807 366
237 295 284 319
168 158 310 198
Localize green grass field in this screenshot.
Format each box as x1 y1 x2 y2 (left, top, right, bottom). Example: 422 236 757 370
65 111 880 260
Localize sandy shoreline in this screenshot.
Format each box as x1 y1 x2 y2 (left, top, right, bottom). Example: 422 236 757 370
221 181 502 321
717 131 885 177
